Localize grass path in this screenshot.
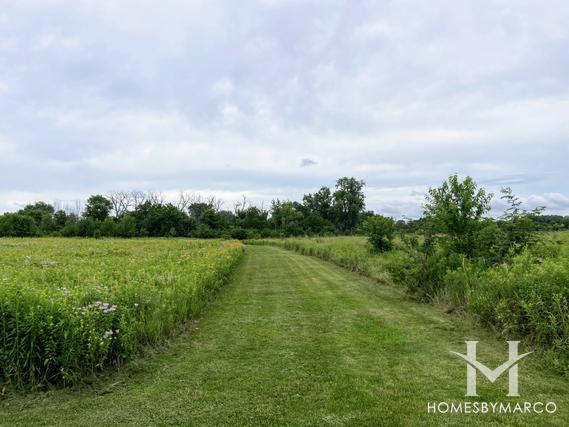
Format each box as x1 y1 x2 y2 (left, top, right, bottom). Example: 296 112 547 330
1 246 567 426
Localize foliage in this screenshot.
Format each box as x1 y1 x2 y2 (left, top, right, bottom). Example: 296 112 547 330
361 215 395 253
270 200 305 236
0 238 243 388
0 213 38 237
303 186 333 221
332 177 366 233
470 252 569 373
0 177 374 238
497 187 545 255
424 174 493 257
84 195 113 222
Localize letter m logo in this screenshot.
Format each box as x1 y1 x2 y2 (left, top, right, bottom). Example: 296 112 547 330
451 341 532 397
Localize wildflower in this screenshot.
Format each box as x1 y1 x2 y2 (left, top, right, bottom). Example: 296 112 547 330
102 330 113 340
103 304 117 313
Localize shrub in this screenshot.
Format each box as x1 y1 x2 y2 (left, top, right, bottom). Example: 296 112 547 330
0 214 38 237
361 215 395 253
470 252 569 370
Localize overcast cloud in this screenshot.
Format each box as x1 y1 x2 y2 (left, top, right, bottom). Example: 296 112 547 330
0 0 568 217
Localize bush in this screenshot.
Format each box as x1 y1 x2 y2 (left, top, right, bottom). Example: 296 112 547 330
388 246 452 300
115 215 137 238
231 228 249 240
361 215 395 253
470 252 569 373
100 217 116 237
0 214 38 237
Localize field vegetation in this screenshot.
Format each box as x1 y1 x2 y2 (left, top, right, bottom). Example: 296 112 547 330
250 174 569 375
249 233 569 373
0 238 243 388
2 245 568 426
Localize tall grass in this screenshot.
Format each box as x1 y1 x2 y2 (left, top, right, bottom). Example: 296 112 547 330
470 252 569 373
0 238 243 388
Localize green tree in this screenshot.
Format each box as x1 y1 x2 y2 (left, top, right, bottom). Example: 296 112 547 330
19 202 55 233
303 212 335 235
424 174 493 257
270 200 305 236
84 195 113 221
115 214 137 237
303 186 333 221
133 202 189 237
77 217 96 237
237 207 269 230
497 187 544 255
0 213 38 237
100 217 116 237
60 214 79 237
332 177 366 233
188 202 213 225
53 210 68 229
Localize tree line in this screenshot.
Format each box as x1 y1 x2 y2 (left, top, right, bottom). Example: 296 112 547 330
1 175 567 239
0 177 371 238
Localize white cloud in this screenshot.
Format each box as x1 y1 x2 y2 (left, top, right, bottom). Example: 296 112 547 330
212 79 234 98
0 0 568 216
31 33 80 51
219 104 243 126
352 20 399 40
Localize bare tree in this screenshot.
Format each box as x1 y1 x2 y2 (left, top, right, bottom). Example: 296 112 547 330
130 190 147 209
107 191 132 217
175 191 196 211
147 190 165 205
234 195 249 214
206 196 224 212
54 199 84 216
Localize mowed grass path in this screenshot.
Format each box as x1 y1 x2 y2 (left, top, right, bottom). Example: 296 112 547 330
1 245 568 426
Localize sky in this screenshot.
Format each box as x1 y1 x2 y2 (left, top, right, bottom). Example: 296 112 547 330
0 0 568 218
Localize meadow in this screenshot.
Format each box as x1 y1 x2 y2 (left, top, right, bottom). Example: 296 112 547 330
249 232 569 374
3 245 569 426
0 238 243 388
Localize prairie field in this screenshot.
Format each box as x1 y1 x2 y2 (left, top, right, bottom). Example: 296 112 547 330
2 244 568 426
0 238 243 388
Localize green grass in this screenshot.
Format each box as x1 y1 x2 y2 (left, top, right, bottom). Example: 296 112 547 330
251 233 569 372
248 231 569 283
248 235 406 282
1 245 567 426
0 238 243 387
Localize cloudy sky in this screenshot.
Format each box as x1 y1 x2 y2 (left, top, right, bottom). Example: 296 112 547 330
1 0 568 217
